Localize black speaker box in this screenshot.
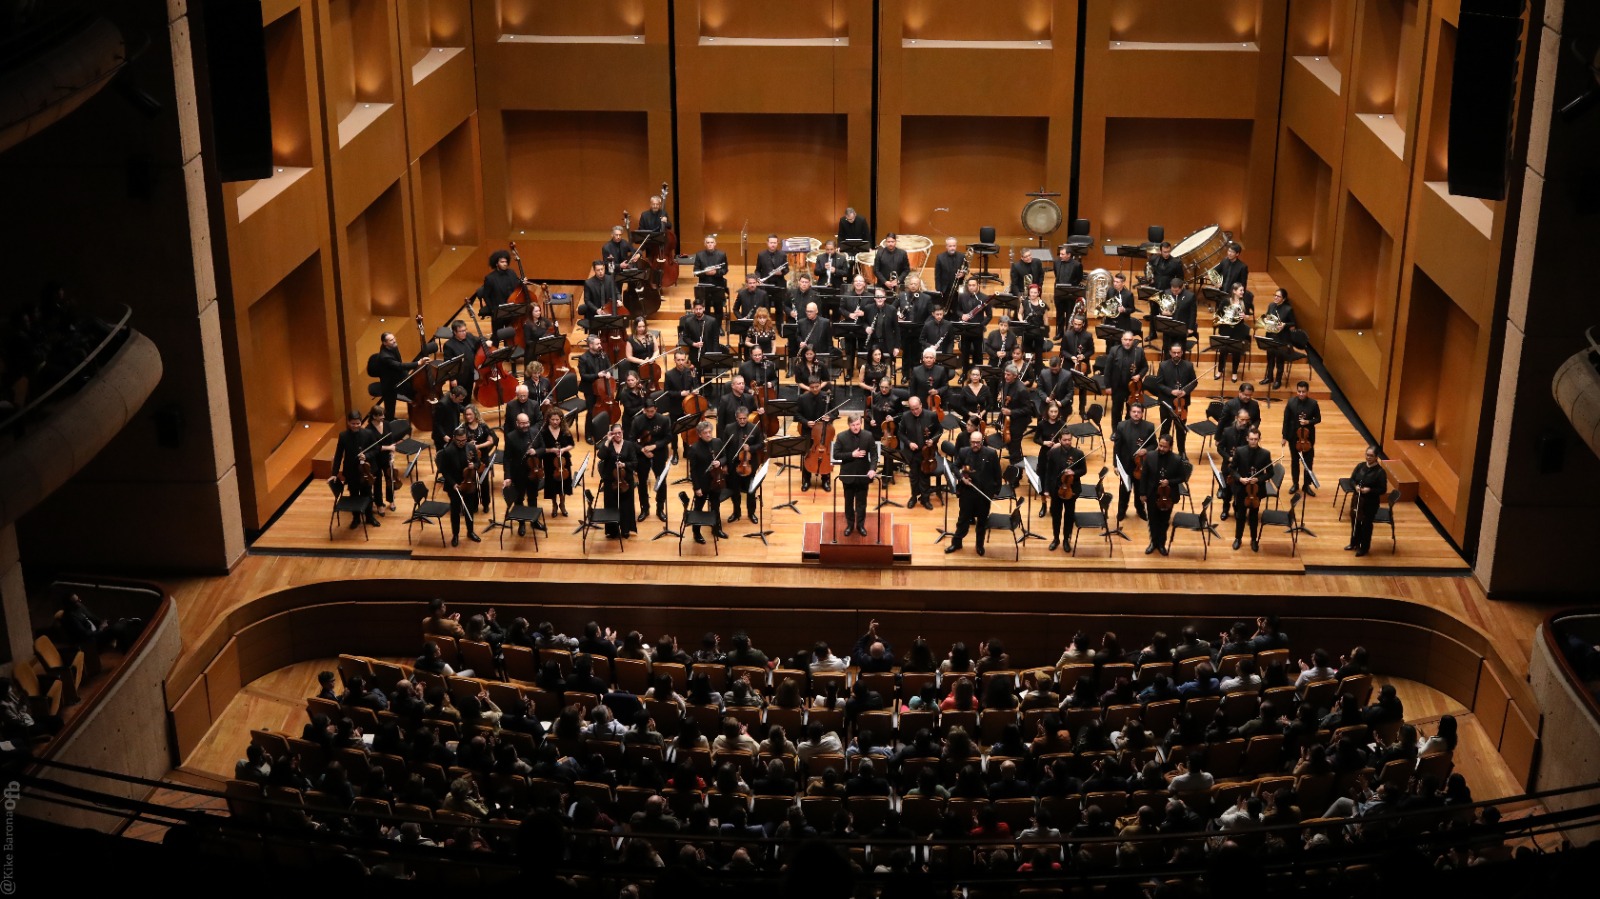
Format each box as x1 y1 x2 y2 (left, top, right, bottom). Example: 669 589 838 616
1447 0 1527 201
979 226 996 244
199 0 272 182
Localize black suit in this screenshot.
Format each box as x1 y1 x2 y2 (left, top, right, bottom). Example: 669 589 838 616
1231 445 1272 543
1151 358 1197 456
685 438 722 538
814 251 851 289
1057 328 1096 412
793 315 833 357
597 439 641 537
1214 257 1249 294
1158 289 1197 351
898 408 941 503
1142 449 1190 551
1112 417 1156 520
756 247 788 285
954 290 990 370
719 421 765 519
934 250 966 297
1262 301 1300 383
577 349 612 437
1043 444 1088 544
1222 396 1263 433
436 441 478 539
1283 396 1322 490
837 215 872 249
874 246 910 287
1102 342 1149 425
504 424 542 516
694 248 729 295
677 312 721 365
908 363 950 407
734 286 767 320
630 409 672 514
332 426 378 524
369 345 421 420
1009 257 1045 295
952 444 1001 550
1349 461 1388 552
832 428 877 528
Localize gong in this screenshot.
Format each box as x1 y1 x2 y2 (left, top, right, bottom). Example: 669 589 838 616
1021 197 1062 237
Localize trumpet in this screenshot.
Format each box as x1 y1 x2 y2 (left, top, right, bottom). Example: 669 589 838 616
1260 313 1285 334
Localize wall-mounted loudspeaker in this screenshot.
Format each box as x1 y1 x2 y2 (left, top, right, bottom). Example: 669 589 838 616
1447 0 1528 201
198 0 272 182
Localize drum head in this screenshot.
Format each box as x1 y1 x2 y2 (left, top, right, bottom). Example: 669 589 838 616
1171 224 1220 257
1021 198 1062 236
897 234 933 254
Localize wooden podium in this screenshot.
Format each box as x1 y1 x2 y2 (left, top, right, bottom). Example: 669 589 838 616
801 512 911 567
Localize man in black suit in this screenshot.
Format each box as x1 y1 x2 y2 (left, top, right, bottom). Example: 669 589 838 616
756 234 788 287
1214 242 1249 294
945 427 1001 556
630 394 672 522
331 410 380 529
898 395 941 510
1149 342 1197 457
837 207 872 248
1143 434 1189 556
1221 383 1262 437
1043 430 1087 551
685 420 727 543
368 331 424 420
1112 401 1156 523
831 413 878 536
1230 427 1272 552
1159 277 1197 352
813 239 851 289
874 233 911 288
1101 330 1148 425
907 347 950 408
1283 380 1322 496
934 235 966 297
1009 247 1045 295
693 235 729 296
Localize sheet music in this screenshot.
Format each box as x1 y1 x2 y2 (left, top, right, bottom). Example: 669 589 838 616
1021 457 1041 494
1115 456 1132 492
1207 451 1225 488
655 460 671 492
573 450 593 483
1299 452 1321 490
750 460 770 493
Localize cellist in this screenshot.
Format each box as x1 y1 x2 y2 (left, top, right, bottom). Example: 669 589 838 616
795 379 834 493
1231 427 1271 553
1043 430 1087 551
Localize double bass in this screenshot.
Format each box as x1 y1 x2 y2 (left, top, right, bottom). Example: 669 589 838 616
535 282 572 385
506 242 542 350
406 314 439 433
591 360 623 429
466 306 516 407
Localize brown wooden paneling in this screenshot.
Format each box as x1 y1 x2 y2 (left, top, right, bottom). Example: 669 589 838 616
700 0 848 39
169 676 212 765
700 113 850 239
902 0 1054 42
263 7 314 167
1500 700 1538 789
1472 658 1511 747
203 637 241 728
1101 118 1253 251
503 111 650 232
501 0 649 36
898 116 1048 241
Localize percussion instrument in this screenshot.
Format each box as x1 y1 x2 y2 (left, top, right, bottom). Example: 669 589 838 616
1171 224 1228 285
786 237 822 280
896 234 933 277
1021 197 1063 237
855 249 877 284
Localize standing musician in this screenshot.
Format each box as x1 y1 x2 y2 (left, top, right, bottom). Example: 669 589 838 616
677 297 721 367
437 427 481 545
332 410 381 530
1037 355 1072 413
664 350 700 461
992 363 1035 465
1283 381 1321 497
838 277 872 367
1150 342 1197 457
1216 280 1255 383
1260 287 1299 390
865 376 900 442
617 371 649 433
859 345 892 395
954 278 992 372
908 347 951 409
862 291 897 364
600 226 636 277
918 305 953 358
623 316 660 381
831 413 878 536
505 382 541 435
1101 330 1149 425
460 404 496 514
1058 314 1096 417
934 236 966 297
1214 242 1249 295
1144 242 1183 340
839 274 872 318
442 320 485 394
792 301 833 359
638 194 669 233
1043 430 1087 551
899 273 935 327
502 412 541 535
739 345 779 394
874 234 911 288
950 366 994 437
1020 283 1050 357
520 363 552 414
475 249 529 317
1010 247 1045 296
1034 400 1068 484
789 347 831 399
596 422 640 539
1221 382 1263 439
368 331 423 421
837 206 872 248
945 428 1001 556
1101 272 1139 353
1159 277 1198 352
630 392 672 522
685 420 728 543
577 334 613 439
745 309 778 359
814 239 850 289
431 385 468 451
521 302 558 360
693 235 729 296
716 375 762 441
1053 245 1085 338
365 406 403 513
1347 446 1387 557
720 406 765 524
1215 409 1254 522
1230 427 1271 552
580 260 618 333
1143 434 1189 556
534 409 575 518
734 273 768 321
897 395 941 510
756 234 788 286
984 316 1020 369
1112 401 1156 523
796 379 834 493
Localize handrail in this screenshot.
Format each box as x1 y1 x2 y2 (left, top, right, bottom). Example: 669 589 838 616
0 303 132 436
1541 608 1600 724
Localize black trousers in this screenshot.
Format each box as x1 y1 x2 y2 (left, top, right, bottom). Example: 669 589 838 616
637 456 668 511
1264 353 1287 384
729 476 754 515
903 455 931 502
1290 447 1315 489
1233 495 1261 541
843 483 868 525
1049 495 1077 541
1149 503 1172 549
603 484 638 536
447 487 476 537
1159 412 1188 457
374 455 396 505
1109 390 1132 425
960 334 983 371
953 492 990 547
1117 476 1146 520
507 476 539 510
1351 494 1381 550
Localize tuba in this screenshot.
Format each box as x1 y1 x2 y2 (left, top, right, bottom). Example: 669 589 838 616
1088 268 1117 319
1260 313 1285 334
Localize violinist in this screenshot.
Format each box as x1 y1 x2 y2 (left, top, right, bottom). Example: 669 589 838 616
950 366 993 437
502 412 541 535
1101 272 1138 353
716 375 761 441
1058 315 1096 417
534 409 575 518
577 334 613 440
992 363 1035 464
629 391 672 523
792 300 833 359
580 261 616 333
364 406 403 512
618 371 649 432
1143 434 1189 556
1221 383 1262 441
460 405 496 514
918 305 953 356
1043 430 1087 551
1283 380 1321 497
1113 401 1156 523
720 405 765 524
1216 409 1254 522
600 226 636 278
945 427 1001 556
693 235 729 295
734 273 768 321
866 377 900 442
831 412 878 536
1231 427 1271 552
955 278 991 372
369 331 422 420
475 249 527 317
984 316 1019 369
1034 400 1068 486
897 395 941 510
796 379 834 493
686 420 728 543
678 296 721 367
623 316 660 380
1260 287 1299 389
1159 277 1198 352
332 410 380 530
596 422 641 539
505 381 539 429
787 344 829 399
1009 247 1045 296
442 320 485 394
663 349 700 461
1216 280 1254 382
1101 330 1148 425
431 385 468 451
756 234 787 286
1151 342 1197 457
908 347 951 410
744 308 778 359
859 346 892 394
738 346 778 394
813 239 850 289
437 428 480 545
1037 355 1072 414
1020 283 1049 357
1347 445 1387 557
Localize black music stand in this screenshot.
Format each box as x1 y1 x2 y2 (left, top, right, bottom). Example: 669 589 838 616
589 314 628 339
1016 459 1049 546
1254 335 1302 406
669 414 702 485
529 333 567 371
699 351 738 374
726 317 752 353
1095 321 1125 353
744 460 774 543
934 349 962 371
1149 314 1191 350
492 302 530 335
767 436 809 514
649 462 680 542
833 322 865 398
763 397 799 470
949 320 984 367
694 283 728 313
1292 453 1320 539
1106 458 1134 542
935 452 960 543
989 292 1020 314
841 239 872 256
1207 335 1253 402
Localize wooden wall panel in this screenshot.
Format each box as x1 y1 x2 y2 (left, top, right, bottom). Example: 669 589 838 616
898 116 1048 240
902 0 1054 42
203 637 242 726
503 111 650 232
247 254 336 442
701 0 849 39
501 0 649 36
1104 0 1261 43
1101 118 1253 254
701 113 849 239
263 7 314 167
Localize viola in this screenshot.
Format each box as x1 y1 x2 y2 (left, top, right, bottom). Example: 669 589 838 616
1295 418 1313 454
736 442 754 478
1245 479 1262 510
611 459 632 494
1173 390 1189 421
555 443 572 483
1157 479 1173 512
525 445 543 488
927 390 944 420
359 453 375 494
708 459 728 494
460 448 479 496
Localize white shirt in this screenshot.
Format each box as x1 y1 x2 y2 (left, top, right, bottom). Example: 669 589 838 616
1294 665 1337 688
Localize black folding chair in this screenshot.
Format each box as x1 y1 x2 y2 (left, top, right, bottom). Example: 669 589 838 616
678 490 721 556
500 483 545 550
1368 489 1400 553
1065 403 1106 462
404 481 449 546
985 501 1025 561
1168 495 1217 559
1259 493 1303 557
327 479 372 541
1072 492 1116 557
579 488 624 555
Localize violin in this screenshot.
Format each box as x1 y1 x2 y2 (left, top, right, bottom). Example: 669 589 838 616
1157 479 1173 512
1295 417 1312 454
1128 364 1144 402
1172 389 1189 421
1056 467 1077 500
1002 409 1012 446
460 447 479 496
920 437 938 475
708 458 728 494
1245 479 1261 509
736 442 754 477
525 445 543 489
881 416 899 452
407 314 439 433
928 390 944 420
358 453 375 494
611 459 632 494
1131 429 1155 481
554 443 572 483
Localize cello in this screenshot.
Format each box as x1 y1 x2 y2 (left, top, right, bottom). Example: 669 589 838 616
680 381 713 447
598 264 630 366
406 314 439 433
803 399 851 481
880 417 899 452
591 360 624 430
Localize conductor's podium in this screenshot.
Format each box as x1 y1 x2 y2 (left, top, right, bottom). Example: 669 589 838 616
802 512 911 566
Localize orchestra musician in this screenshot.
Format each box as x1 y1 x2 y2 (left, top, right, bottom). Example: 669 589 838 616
793 301 833 359
1101 330 1149 425
1214 242 1249 295
934 236 965 297
814 239 850 289
1034 400 1068 487
1150 342 1197 457
437 427 481 545
756 234 788 286
332 410 380 530
1230 427 1271 552
600 226 635 278
1283 380 1321 497
832 412 878 536
1221 383 1263 440
623 316 660 380
1101 272 1138 353
368 331 423 421
839 277 871 364
945 428 1001 557
1058 314 1096 417
859 345 892 395
431 385 468 451
720 405 765 524
954 278 991 372
580 260 617 333
908 347 951 410
735 273 768 321
865 376 900 443
1144 242 1183 341
364 406 403 513
596 422 640 539
919 305 953 358
460 404 496 514
1159 277 1198 352
638 194 669 233
663 349 700 462
1020 283 1049 357
502 411 542 535
576 334 613 439
897 395 941 510
1347 446 1387 557
693 235 729 296
739 345 779 394
1009 247 1044 296
1216 280 1254 382
745 309 778 359
521 362 552 413
505 382 539 438
899 273 935 327
837 206 872 248
442 320 485 394
1143 434 1189 556
874 234 911 288
685 420 728 543
475 249 528 317
677 296 721 367
1216 409 1254 522
862 290 896 364
789 346 831 394
992 363 1035 465
1037 355 1071 413
629 392 672 523
1053 246 1085 341
796 379 834 493
534 409 575 518
1043 429 1087 551
617 371 648 433
983 316 1019 369
715 375 762 441
950 366 993 438
521 302 557 363
1260 287 1299 390
1112 401 1156 523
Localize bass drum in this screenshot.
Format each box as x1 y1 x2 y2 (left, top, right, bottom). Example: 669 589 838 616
1021 198 1062 237
1171 224 1227 284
